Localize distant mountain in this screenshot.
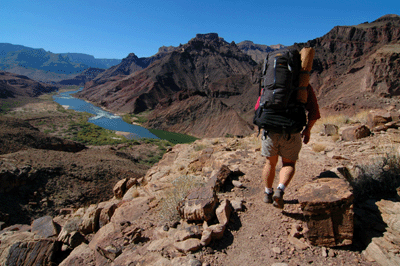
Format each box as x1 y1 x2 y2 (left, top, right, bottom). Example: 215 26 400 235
58 68 106 86
237 41 285 62
0 43 121 82
60 53 121 69
77 33 258 138
86 47 178 88
0 43 35 57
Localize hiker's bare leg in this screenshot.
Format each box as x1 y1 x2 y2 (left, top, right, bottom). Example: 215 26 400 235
278 157 296 187
263 155 279 188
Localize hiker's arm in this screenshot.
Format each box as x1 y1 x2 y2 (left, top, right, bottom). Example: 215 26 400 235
302 119 317 144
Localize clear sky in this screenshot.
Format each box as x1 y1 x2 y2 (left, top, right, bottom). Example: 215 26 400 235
1 0 399 59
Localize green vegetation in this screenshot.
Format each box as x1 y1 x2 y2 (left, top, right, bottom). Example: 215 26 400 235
149 128 198 144
0 101 20 114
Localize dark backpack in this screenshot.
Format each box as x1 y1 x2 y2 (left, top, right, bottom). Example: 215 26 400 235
253 48 307 134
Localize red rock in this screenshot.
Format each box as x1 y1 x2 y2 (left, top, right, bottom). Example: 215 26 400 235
177 185 218 222
341 125 371 141
173 238 202 253
216 199 231 226
113 178 128 199
4 239 61 266
298 178 354 247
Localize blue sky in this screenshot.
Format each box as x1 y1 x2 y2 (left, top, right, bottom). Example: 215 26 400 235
1 0 399 59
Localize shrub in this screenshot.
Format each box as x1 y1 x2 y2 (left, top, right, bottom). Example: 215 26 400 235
158 175 204 224
351 147 400 202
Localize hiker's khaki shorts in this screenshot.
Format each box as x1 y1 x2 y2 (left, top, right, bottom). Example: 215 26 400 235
261 131 302 161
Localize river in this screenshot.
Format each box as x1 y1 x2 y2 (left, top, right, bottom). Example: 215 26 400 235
53 88 159 140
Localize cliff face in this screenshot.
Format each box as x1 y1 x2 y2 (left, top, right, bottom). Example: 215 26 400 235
295 14 400 114
78 33 258 138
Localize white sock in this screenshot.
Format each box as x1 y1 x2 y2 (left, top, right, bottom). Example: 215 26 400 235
265 187 273 194
277 183 286 191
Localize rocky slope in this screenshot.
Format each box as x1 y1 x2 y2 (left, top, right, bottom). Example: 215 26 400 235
294 14 400 115
0 116 161 226
3 108 400 265
77 33 259 138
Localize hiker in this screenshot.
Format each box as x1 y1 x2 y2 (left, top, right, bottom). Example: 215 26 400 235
262 83 320 208
253 48 321 208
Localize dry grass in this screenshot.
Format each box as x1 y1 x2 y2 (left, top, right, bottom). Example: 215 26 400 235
313 110 370 134
158 175 205 224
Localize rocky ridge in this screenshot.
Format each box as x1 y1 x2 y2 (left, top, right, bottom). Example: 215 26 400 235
295 14 400 115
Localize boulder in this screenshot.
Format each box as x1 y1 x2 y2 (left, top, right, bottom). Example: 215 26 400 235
297 178 354 247
98 202 118 228
113 178 128 199
366 110 397 129
3 239 62 266
177 185 218 222
202 224 226 241
206 165 232 192
173 225 202 242
341 125 371 141
216 199 231 226
0 231 35 265
173 238 202 253
79 204 102 234
31 216 58 238
322 124 339 136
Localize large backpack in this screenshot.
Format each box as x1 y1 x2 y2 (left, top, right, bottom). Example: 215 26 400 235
253 48 307 134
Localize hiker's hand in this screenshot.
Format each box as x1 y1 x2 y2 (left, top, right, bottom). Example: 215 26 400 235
301 129 311 144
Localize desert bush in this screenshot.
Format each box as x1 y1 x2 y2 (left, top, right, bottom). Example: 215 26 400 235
351 147 400 202
158 175 205 223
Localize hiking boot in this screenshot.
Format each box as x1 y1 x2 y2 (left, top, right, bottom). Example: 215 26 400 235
272 188 284 209
263 192 273 204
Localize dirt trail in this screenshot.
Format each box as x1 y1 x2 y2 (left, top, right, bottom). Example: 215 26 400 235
203 135 380 266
